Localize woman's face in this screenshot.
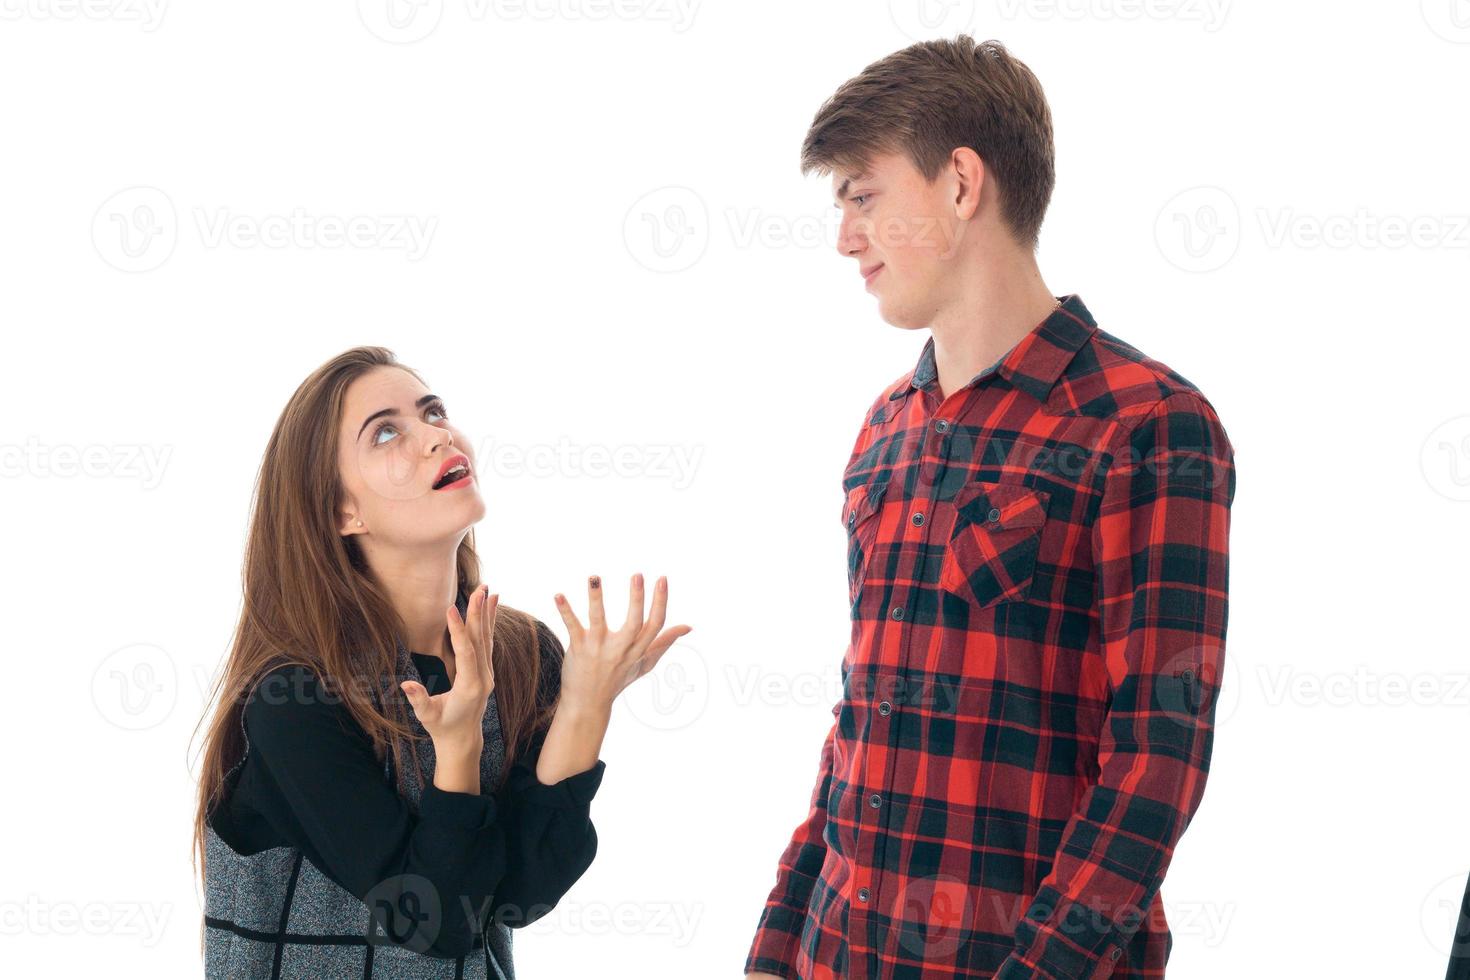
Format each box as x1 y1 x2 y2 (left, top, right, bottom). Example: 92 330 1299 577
336 366 484 549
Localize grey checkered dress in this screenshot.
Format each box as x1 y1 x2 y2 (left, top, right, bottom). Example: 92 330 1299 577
204 616 516 978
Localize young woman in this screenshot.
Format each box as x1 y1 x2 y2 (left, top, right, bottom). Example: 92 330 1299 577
191 346 690 978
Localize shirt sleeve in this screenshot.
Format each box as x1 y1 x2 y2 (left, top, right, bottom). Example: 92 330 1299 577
995 391 1236 980
239 649 602 959
743 711 839 978
487 620 604 930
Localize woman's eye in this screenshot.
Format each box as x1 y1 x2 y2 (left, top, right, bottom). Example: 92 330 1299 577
371 404 447 446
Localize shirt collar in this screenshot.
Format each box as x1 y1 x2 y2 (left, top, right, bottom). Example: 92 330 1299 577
892 293 1098 404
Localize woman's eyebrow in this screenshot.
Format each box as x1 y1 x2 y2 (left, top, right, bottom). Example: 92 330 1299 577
357 393 441 440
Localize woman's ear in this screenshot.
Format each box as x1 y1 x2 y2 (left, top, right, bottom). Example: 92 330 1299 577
338 501 365 537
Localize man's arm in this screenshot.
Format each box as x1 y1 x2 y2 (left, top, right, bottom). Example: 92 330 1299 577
743 709 839 978
995 390 1236 979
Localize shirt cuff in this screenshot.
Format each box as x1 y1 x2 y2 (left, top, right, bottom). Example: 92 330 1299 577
743 903 806 979
511 758 606 808
419 782 500 831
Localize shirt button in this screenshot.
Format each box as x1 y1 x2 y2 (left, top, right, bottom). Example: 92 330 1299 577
869 793 882 808
986 506 1001 523
1109 948 1122 960
890 606 904 621
911 511 924 527
934 418 950 433
848 510 856 528
857 888 870 903
878 700 892 716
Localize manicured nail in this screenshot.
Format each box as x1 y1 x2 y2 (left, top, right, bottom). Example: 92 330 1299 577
589 576 601 589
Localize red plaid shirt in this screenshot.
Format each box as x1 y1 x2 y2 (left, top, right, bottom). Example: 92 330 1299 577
745 294 1235 980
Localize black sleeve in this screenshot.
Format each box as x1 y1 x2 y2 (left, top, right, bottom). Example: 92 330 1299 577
488 620 603 929
239 638 604 958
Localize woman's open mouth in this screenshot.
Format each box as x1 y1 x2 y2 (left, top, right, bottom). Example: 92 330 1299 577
431 457 472 491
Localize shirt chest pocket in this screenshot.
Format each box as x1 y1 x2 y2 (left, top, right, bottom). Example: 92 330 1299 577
939 481 1050 609
842 478 891 607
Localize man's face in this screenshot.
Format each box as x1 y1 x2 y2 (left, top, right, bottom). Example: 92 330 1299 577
832 149 967 330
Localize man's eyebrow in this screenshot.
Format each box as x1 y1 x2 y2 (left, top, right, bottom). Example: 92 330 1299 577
833 171 872 205
357 393 441 440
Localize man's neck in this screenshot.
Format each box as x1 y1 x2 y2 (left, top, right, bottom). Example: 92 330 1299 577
927 249 1056 401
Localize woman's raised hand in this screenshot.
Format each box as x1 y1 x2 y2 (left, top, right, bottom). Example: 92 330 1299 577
400 585 498 751
553 574 691 712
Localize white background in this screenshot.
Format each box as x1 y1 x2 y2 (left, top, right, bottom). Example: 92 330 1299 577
3 1 1468 977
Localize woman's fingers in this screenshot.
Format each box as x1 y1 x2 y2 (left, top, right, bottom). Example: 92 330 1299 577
553 593 585 649
631 575 670 655
622 572 645 635
400 680 434 720
446 598 470 668
480 587 499 689
586 575 606 632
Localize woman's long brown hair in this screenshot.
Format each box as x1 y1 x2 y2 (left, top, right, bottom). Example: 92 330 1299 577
189 346 552 952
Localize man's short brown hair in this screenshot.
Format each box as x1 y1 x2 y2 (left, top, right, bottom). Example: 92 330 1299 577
801 35 1056 250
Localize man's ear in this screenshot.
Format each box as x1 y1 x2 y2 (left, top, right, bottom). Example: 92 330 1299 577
950 146 986 222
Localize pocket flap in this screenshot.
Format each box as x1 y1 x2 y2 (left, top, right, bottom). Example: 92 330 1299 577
952 481 1049 530
841 478 891 530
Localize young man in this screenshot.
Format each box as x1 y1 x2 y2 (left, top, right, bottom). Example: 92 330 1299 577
744 36 1236 980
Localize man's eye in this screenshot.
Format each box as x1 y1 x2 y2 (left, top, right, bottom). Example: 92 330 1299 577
852 195 870 207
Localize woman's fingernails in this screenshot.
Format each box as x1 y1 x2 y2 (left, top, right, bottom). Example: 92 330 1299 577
589 576 601 589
